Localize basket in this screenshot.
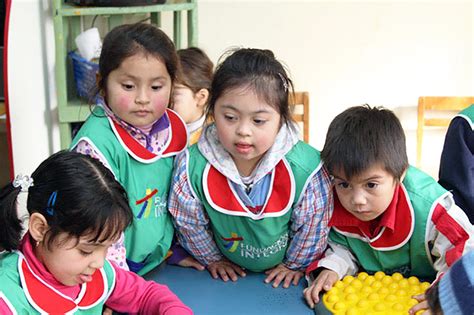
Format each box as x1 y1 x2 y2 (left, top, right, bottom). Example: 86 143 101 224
68 51 99 102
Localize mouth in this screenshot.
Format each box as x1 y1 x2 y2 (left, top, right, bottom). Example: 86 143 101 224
78 273 93 283
133 110 151 117
235 142 252 154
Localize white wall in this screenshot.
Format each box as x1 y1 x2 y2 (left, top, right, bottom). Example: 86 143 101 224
7 0 56 175
6 0 473 178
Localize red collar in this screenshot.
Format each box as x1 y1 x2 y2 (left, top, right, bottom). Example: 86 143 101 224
18 253 110 313
109 109 187 163
203 159 295 219
329 184 414 250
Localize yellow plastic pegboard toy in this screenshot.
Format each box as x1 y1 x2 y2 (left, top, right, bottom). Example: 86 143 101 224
322 271 431 315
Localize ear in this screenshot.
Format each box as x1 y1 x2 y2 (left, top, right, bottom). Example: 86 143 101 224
29 213 49 243
195 88 210 108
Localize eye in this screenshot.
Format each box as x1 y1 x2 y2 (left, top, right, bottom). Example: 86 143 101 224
79 250 93 256
337 182 350 189
122 84 134 90
224 114 237 121
366 182 378 189
253 118 266 125
151 85 163 91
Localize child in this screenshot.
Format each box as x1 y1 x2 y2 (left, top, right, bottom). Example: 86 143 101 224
172 47 214 145
71 23 189 275
0 151 193 314
168 48 333 288
438 104 474 222
303 105 474 312
419 250 474 315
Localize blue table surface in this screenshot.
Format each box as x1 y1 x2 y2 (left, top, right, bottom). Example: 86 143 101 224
145 264 316 315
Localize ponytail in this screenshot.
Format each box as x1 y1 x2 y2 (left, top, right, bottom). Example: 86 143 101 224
0 183 23 251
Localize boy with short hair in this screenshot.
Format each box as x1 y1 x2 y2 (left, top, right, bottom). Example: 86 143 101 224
304 105 474 312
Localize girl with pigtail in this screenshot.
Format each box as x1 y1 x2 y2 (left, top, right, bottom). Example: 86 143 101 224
0 150 192 314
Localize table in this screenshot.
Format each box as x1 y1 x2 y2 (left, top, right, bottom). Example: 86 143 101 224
145 264 315 315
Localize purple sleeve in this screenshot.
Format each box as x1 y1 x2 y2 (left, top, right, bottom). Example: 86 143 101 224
106 263 193 315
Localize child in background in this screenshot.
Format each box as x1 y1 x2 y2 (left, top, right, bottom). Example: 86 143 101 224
0 151 192 314
438 104 474 223
419 250 474 315
169 48 333 288
172 47 214 145
303 105 474 313
71 23 188 275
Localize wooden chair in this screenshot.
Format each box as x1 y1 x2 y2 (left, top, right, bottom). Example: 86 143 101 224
289 91 310 143
417 96 474 166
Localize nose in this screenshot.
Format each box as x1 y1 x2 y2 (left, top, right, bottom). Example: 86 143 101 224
351 189 367 207
89 252 105 270
135 87 150 105
236 120 251 137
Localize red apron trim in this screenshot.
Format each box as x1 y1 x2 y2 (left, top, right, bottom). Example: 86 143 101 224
333 185 414 250
109 109 187 163
162 109 188 157
19 255 108 313
203 159 295 218
431 202 469 266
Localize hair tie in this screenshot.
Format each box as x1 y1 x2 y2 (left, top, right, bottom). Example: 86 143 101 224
277 72 288 92
45 191 58 216
12 174 34 192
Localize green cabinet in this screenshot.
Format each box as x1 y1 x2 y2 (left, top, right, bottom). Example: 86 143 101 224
52 0 198 148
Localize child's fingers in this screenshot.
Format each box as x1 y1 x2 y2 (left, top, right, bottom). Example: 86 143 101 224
217 267 230 282
271 272 287 288
292 271 303 286
264 269 278 284
408 300 428 315
411 293 426 302
233 265 246 277
303 283 319 308
224 267 239 282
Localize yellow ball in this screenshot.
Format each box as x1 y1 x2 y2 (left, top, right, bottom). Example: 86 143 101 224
374 271 385 279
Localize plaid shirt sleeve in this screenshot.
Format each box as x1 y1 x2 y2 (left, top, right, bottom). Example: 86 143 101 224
168 152 223 265
284 166 333 270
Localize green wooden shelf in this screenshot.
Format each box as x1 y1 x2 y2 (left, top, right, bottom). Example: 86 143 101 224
58 1 196 16
53 0 198 149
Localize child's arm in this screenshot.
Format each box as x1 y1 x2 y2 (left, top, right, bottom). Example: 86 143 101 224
264 168 333 288
427 194 474 278
105 263 193 315
168 152 224 266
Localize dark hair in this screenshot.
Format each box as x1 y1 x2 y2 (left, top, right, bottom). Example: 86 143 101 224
0 151 133 252
207 48 294 126
176 47 214 94
321 105 408 180
426 282 443 315
97 22 178 100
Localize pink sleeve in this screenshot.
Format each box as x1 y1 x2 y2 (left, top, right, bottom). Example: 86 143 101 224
106 263 193 315
0 296 15 315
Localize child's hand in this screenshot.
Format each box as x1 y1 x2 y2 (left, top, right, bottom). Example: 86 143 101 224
303 269 338 308
264 263 304 288
177 256 205 271
409 293 429 315
207 259 246 282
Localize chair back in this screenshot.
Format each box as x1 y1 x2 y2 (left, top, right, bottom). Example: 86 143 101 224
417 96 474 166
290 91 310 143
